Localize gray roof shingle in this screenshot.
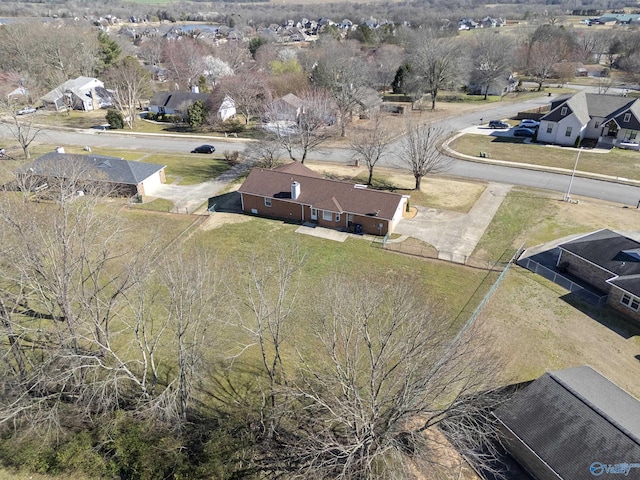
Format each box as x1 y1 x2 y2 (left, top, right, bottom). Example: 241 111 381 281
25 152 165 186
494 366 640 480
559 229 640 277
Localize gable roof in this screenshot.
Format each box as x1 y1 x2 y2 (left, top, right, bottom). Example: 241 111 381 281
24 152 165 186
149 91 209 110
542 92 639 126
41 77 104 103
239 165 406 220
494 366 640 480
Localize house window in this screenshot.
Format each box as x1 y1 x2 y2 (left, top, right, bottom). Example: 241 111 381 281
565 126 572 137
594 122 600 128
621 293 640 311
322 210 332 221
264 198 272 207
547 124 553 134
335 213 340 222
624 113 632 123
632 131 638 140
561 106 567 116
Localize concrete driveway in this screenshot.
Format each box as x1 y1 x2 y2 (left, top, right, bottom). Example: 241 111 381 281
150 162 249 214
394 183 512 263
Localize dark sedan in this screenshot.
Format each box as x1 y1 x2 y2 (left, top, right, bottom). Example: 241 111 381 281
191 144 216 154
513 127 536 138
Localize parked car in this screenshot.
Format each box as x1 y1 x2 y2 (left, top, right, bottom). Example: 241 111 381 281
513 127 536 138
191 144 216 154
17 107 37 115
489 120 510 129
518 119 540 129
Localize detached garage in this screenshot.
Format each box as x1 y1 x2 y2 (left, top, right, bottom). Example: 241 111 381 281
21 151 166 197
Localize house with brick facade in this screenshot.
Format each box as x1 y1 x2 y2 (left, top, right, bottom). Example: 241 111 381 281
238 163 409 236
557 229 640 321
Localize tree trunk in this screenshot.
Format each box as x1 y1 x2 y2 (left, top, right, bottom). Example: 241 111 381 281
367 167 374 186
414 174 421 191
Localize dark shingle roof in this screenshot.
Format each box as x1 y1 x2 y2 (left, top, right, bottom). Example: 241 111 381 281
25 152 165 185
238 165 406 220
149 91 209 110
559 229 640 277
494 366 640 480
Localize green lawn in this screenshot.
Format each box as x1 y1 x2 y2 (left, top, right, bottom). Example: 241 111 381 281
450 133 640 180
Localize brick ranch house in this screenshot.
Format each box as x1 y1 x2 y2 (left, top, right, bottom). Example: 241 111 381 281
557 229 640 321
238 163 409 236
20 151 166 197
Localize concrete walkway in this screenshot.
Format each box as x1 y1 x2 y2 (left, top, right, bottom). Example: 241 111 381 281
394 183 512 263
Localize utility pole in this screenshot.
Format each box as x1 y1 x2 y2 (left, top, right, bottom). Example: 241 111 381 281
565 148 582 203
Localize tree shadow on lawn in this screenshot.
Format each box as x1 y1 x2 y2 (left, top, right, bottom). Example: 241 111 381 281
560 292 640 340
489 137 528 144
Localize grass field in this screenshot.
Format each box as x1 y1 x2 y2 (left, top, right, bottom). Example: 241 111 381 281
449 133 640 180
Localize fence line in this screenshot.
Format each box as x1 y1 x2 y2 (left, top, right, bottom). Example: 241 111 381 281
517 257 608 306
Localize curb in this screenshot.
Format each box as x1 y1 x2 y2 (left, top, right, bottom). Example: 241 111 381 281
441 132 640 187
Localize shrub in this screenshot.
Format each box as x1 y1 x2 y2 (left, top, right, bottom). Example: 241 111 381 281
221 118 245 134
574 135 581 148
223 150 241 165
106 109 125 129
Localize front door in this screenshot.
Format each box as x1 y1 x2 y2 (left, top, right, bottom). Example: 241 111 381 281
311 208 318 221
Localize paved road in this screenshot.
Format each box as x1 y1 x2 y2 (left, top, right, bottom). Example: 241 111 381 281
2 87 640 205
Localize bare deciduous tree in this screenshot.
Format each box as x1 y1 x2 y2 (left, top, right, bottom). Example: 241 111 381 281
218 71 271 125
409 30 461 110
469 32 515 100
398 122 450 190
104 56 152 129
235 243 305 434
268 88 335 163
349 114 395 185
310 37 372 137
0 166 158 428
160 247 225 422
244 137 283 169
162 37 207 89
1 103 42 159
263 278 503 480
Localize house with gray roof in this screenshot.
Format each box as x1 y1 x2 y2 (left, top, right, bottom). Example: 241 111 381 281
537 91 640 148
557 229 640 321
22 151 166 197
494 366 640 480
41 77 114 112
149 90 236 121
238 162 409 236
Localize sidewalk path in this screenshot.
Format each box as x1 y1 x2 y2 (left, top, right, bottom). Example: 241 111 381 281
394 183 512 263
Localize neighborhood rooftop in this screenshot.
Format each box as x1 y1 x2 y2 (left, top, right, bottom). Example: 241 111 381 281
238 164 405 220
494 365 640 480
559 228 640 279
26 152 166 186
